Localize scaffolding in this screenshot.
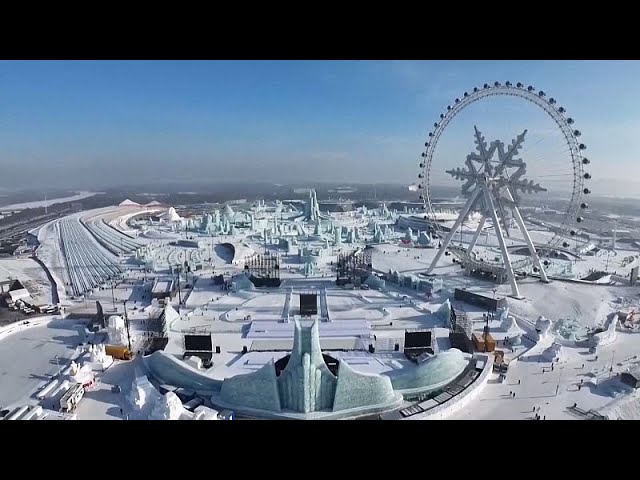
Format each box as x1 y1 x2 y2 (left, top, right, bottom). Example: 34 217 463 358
336 248 373 285
244 251 282 287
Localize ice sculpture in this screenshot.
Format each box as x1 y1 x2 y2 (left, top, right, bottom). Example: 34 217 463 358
405 227 413 241
218 320 402 417
223 204 235 221
231 274 255 292
501 315 516 331
90 344 107 363
107 315 129 346
417 231 432 246
149 392 186 420
303 190 320 222
334 226 342 245
85 344 113 371
535 315 552 336
364 274 385 290
436 299 452 326
128 375 162 411
192 405 219 420
277 321 337 413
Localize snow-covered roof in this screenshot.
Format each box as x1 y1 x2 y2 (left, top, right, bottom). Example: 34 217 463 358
8 288 30 302
145 201 162 207
119 199 140 207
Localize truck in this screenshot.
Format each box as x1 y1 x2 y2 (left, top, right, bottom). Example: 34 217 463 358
105 344 134 360
60 384 85 413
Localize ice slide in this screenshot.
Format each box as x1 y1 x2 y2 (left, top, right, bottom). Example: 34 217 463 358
141 351 222 393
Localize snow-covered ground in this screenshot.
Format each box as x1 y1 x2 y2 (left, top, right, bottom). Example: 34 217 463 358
448 331 640 420
4 200 639 420
0 319 80 410
0 256 53 304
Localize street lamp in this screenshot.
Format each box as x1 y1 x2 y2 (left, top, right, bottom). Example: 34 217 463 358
609 350 616 378
555 365 564 396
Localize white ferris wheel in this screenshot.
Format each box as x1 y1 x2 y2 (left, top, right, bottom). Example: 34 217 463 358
418 81 592 298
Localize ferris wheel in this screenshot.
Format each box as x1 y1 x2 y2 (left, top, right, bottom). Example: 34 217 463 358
418 81 592 298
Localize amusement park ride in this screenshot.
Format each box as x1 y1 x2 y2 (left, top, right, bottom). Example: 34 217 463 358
418 82 591 299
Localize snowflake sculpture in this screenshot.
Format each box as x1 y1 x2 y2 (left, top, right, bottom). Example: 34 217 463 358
445 126 546 234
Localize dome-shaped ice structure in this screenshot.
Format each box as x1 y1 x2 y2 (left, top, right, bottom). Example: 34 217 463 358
388 349 469 394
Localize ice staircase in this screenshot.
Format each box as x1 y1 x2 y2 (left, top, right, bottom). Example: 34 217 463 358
374 337 399 352
319 287 330 322
281 287 293 322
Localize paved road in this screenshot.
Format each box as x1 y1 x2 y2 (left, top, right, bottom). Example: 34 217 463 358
0 320 80 409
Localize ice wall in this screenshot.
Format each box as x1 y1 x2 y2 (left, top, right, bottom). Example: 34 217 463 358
332 361 398 411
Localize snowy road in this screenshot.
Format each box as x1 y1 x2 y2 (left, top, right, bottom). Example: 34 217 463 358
0 320 79 409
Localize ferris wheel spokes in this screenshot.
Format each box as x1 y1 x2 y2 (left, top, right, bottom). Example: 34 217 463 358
425 127 552 298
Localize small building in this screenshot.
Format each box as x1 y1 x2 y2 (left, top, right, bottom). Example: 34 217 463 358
472 332 496 353
620 367 640 389
8 288 31 304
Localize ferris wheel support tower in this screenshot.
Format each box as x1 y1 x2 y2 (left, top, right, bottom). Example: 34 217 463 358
425 127 550 299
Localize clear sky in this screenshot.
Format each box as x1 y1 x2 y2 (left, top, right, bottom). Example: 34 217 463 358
0 60 638 190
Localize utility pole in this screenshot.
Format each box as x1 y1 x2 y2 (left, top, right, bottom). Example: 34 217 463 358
111 282 116 311
609 350 616 378
123 300 132 352
176 270 182 305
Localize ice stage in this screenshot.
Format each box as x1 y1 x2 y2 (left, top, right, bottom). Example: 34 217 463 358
246 319 371 339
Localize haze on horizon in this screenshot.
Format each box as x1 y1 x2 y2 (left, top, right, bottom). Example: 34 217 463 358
1 60 638 193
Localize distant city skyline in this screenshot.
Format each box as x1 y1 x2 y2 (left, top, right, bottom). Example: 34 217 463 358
0 60 637 191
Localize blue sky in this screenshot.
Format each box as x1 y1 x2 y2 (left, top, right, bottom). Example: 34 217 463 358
0 60 638 189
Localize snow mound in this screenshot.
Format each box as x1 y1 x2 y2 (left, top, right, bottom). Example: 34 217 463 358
145 200 162 206
119 199 140 207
